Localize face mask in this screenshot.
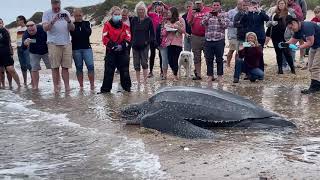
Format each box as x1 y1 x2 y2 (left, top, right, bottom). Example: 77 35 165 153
112 15 122 23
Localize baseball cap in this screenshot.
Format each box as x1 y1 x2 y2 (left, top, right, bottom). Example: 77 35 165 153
195 0 203 4
51 0 61 4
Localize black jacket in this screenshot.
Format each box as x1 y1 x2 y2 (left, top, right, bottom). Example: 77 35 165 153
130 16 155 50
70 21 92 50
0 28 12 56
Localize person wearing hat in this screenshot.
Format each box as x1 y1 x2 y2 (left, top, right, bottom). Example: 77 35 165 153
42 0 75 93
286 16 320 94
187 0 212 80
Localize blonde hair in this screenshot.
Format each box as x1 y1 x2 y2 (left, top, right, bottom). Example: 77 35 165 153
246 32 259 46
134 1 148 17
314 6 320 14
109 6 121 16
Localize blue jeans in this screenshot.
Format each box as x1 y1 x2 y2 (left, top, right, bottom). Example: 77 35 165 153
234 59 264 81
17 47 31 72
72 48 94 75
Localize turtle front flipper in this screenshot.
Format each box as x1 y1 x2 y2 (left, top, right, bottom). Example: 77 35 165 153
141 108 215 139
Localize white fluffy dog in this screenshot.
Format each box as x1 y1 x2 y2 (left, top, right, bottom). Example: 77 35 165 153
178 51 194 78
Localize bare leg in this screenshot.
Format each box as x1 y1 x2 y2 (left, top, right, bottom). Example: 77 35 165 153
143 69 148 83
226 50 235 68
136 71 140 84
61 67 70 91
88 72 95 90
6 71 12 88
6 66 20 88
52 68 60 93
77 73 84 89
0 67 4 88
162 68 168 79
31 71 39 90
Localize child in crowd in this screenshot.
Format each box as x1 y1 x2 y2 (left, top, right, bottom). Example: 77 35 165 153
311 6 320 24
233 32 264 83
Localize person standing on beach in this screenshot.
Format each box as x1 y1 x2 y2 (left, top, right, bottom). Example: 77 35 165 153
201 0 231 84
147 0 169 78
16 15 32 86
70 8 95 90
131 1 154 84
226 0 243 68
0 18 13 88
42 0 75 93
100 6 132 93
0 25 21 89
23 21 51 90
286 16 320 94
187 0 212 80
182 1 193 52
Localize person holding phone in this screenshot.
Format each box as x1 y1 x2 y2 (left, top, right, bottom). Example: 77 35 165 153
42 0 75 93
187 0 212 80
23 21 51 90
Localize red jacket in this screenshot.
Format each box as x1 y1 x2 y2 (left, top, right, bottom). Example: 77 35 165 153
102 21 131 47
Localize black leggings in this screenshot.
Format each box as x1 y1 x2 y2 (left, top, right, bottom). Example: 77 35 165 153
149 43 162 73
167 45 182 76
272 38 295 71
101 50 132 92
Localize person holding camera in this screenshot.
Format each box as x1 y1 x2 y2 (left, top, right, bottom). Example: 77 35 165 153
100 6 132 93
42 0 75 93
201 0 231 84
187 0 212 80
23 21 51 90
233 32 264 83
147 0 169 78
237 0 269 71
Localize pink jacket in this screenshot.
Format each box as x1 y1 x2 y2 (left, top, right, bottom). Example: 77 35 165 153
162 17 185 47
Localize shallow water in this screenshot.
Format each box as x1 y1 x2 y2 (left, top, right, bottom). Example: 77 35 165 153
0 75 319 179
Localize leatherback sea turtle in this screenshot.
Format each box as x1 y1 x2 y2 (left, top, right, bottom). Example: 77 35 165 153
122 86 296 138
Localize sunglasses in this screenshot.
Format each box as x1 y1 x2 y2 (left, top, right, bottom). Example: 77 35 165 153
26 24 35 27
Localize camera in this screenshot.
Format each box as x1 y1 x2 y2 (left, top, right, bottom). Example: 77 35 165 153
153 1 162 6
60 13 67 18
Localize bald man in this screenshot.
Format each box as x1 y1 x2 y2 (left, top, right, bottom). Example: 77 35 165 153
70 8 95 90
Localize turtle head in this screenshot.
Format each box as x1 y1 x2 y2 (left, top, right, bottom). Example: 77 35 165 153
121 101 149 125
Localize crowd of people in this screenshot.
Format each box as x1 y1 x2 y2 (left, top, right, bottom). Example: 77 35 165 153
0 0 320 94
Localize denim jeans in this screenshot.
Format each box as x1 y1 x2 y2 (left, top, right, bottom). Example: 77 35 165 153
184 35 192 51
17 47 31 72
72 48 94 76
159 47 169 70
234 59 264 81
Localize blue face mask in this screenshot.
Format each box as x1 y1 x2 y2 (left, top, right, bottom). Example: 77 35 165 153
112 15 122 23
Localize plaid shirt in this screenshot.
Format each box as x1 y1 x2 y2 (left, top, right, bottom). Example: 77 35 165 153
201 11 232 41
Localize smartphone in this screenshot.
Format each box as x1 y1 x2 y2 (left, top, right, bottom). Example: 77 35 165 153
243 42 251 47
30 39 36 43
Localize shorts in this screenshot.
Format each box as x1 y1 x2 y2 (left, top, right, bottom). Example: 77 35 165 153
0 55 14 67
17 47 31 71
228 39 238 51
48 43 72 69
29 53 51 71
132 46 149 71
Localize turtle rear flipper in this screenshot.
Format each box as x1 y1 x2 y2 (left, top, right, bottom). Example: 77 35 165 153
141 109 215 139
